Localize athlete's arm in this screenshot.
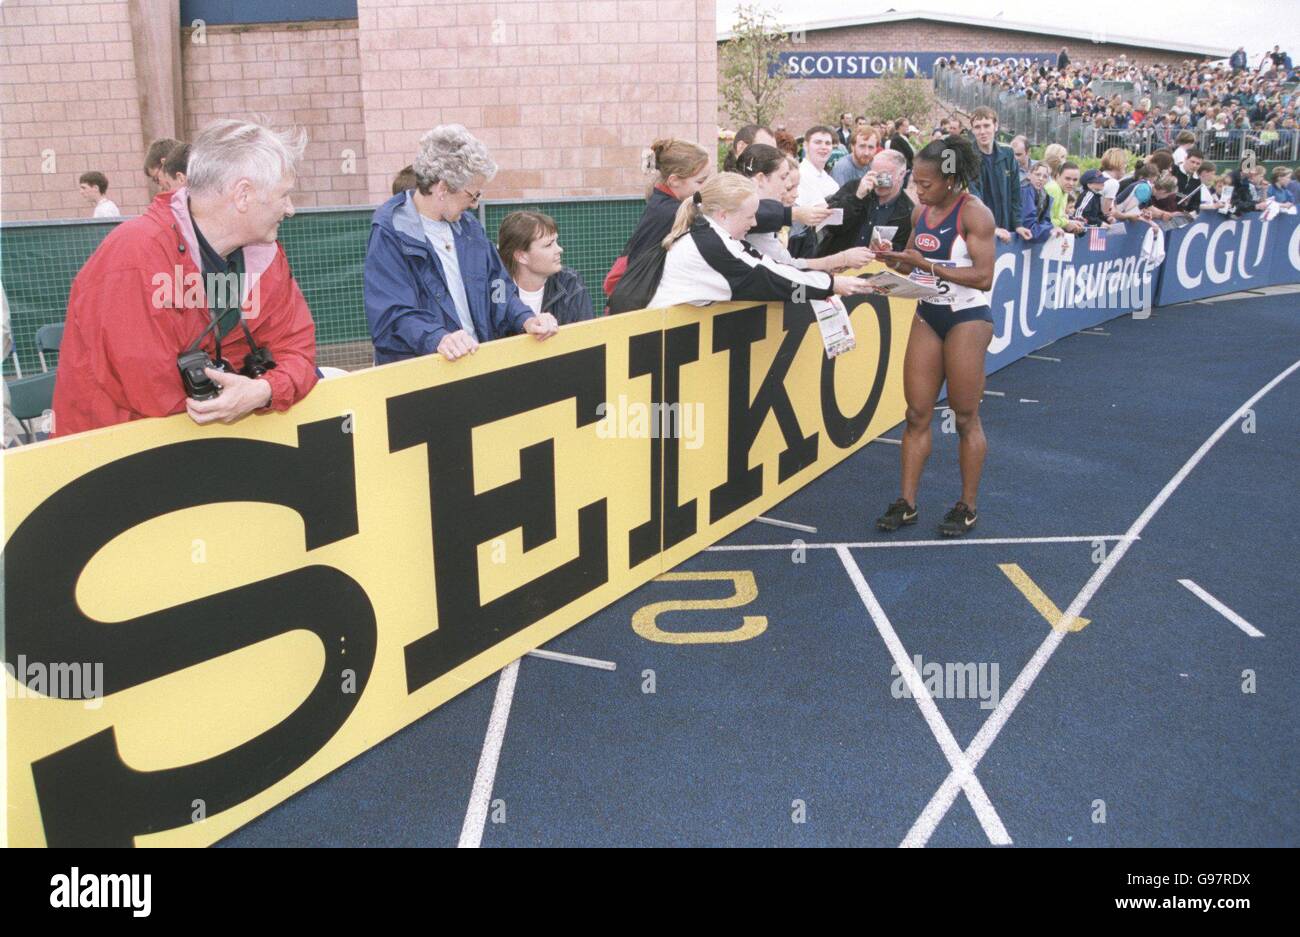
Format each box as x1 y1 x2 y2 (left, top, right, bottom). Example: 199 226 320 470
941 198 995 292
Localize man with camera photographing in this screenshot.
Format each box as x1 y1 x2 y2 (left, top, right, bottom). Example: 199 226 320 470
816 149 914 258
52 120 319 437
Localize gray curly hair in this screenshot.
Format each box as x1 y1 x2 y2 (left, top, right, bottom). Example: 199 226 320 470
412 125 497 193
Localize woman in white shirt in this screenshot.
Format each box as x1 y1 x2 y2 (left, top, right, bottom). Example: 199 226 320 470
496 210 594 324
790 125 841 255
648 173 872 309
1098 147 1129 217
733 144 873 273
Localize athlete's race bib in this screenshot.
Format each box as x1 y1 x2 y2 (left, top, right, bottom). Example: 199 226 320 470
910 261 958 305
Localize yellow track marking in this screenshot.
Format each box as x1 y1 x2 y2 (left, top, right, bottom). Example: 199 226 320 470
998 563 1091 632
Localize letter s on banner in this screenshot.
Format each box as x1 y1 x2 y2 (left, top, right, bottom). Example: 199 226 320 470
5 419 376 847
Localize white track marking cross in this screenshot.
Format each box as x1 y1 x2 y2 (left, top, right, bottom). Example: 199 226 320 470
837 545 1013 846
901 358 1300 848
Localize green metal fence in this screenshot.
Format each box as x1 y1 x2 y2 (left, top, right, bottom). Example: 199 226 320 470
1 196 644 375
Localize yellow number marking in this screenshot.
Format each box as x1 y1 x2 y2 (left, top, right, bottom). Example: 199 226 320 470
632 571 768 644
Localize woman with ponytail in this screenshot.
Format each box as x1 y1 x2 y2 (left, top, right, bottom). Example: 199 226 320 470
604 137 832 298
872 133 997 538
647 173 872 309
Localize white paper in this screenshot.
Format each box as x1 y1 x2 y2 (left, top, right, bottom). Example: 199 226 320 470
1040 233 1076 262
810 296 856 358
861 269 942 300
816 208 844 232
870 225 898 249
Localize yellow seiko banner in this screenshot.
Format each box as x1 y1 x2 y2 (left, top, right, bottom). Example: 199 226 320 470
2 294 911 847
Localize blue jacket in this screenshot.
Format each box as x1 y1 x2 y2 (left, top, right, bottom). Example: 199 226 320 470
540 266 595 324
1018 180 1054 243
969 142 1023 233
364 190 534 364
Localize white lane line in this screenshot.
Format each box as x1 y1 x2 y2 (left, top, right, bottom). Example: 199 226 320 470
902 357 1300 848
527 648 618 670
871 436 902 445
1178 580 1265 638
1078 329 1111 336
707 534 1135 552
458 659 520 848
983 390 1006 397
1019 398 1039 403
755 515 818 534
836 546 1012 846
1026 354 1061 362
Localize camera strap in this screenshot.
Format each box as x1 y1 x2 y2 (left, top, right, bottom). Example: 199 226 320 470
182 271 270 368
184 304 226 360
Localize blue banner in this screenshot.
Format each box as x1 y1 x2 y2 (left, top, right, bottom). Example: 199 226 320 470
987 224 1159 374
1156 212 1300 304
1274 213 1300 284
777 51 1055 79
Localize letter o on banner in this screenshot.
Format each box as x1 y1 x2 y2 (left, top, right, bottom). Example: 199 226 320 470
1289 219 1300 274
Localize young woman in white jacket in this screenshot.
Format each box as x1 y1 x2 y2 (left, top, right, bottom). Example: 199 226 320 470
647 172 873 309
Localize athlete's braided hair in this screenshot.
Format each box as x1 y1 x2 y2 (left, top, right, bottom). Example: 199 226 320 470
915 133 981 190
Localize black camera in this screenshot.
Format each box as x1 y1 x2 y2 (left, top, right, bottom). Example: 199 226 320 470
240 345 277 378
178 303 277 400
178 349 232 400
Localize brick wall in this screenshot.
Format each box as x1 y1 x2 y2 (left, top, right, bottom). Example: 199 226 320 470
0 0 150 221
721 19 1217 138
356 0 718 202
182 21 369 208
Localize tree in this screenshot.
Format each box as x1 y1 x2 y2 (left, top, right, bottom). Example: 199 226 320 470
865 65 935 128
719 3 792 129
818 88 865 131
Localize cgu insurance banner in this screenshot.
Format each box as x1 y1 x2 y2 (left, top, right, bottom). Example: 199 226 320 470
2 295 912 847
1156 211 1300 305
987 222 1163 374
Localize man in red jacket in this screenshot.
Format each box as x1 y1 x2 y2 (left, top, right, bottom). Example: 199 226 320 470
52 119 319 437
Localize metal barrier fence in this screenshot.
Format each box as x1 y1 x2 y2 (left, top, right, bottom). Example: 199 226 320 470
934 66 1300 163
1 197 643 376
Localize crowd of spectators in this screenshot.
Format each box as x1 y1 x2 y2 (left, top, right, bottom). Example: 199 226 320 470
943 47 1300 159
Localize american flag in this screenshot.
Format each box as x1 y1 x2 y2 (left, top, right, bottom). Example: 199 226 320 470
1089 227 1106 251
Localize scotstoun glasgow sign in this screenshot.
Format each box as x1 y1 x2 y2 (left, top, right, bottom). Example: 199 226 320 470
777 51 1056 79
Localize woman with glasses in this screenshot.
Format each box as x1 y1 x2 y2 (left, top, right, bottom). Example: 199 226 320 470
364 125 559 364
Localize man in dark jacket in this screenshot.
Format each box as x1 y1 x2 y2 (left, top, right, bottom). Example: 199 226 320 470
966 106 1022 244
816 150 914 257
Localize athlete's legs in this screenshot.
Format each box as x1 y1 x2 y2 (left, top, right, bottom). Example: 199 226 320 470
942 319 994 508
900 314 946 505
